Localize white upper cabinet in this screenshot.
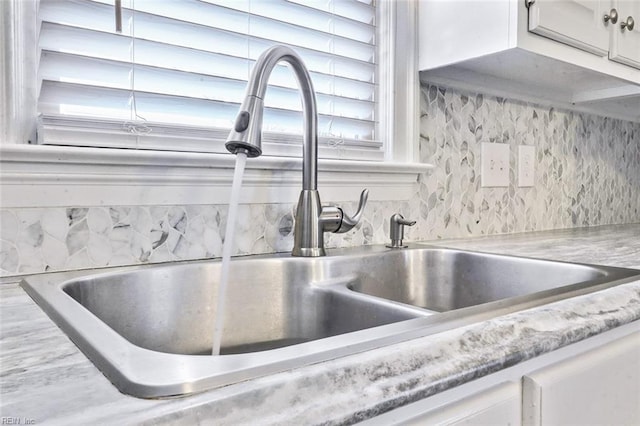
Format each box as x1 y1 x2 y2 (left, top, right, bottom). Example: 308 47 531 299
530 0 640 66
418 0 640 122
529 0 610 56
609 0 640 68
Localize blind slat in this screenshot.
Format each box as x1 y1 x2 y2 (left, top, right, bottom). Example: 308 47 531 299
39 81 376 140
37 115 383 161
286 0 375 25
199 0 375 43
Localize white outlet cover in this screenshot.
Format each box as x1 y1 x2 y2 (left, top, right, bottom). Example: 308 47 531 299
481 142 509 187
518 145 535 187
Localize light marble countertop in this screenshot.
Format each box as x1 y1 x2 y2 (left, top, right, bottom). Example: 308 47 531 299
1 224 639 425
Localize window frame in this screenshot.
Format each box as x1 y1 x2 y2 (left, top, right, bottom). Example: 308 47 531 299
0 0 431 209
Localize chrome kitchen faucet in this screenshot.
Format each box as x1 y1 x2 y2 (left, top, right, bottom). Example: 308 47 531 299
225 45 368 257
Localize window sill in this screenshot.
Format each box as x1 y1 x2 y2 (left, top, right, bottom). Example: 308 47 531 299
0 145 433 208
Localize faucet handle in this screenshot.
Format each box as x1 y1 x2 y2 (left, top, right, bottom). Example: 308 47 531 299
336 189 369 233
320 189 369 234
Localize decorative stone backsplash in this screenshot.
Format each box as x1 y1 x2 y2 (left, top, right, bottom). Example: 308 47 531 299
417 84 639 237
1 84 638 276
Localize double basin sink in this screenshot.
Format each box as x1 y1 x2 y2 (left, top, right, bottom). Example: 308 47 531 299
21 245 639 398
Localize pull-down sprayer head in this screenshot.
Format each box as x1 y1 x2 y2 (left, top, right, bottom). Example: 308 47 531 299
225 94 264 158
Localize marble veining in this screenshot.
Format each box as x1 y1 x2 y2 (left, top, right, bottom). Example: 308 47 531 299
1 225 639 425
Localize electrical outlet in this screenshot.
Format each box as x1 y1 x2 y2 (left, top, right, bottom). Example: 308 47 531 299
518 145 535 187
481 142 509 187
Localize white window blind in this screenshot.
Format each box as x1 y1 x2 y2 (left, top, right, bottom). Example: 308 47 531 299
36 0 382 160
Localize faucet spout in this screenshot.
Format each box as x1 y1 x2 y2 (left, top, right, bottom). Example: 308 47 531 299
226 45 367 257
225 45 318 190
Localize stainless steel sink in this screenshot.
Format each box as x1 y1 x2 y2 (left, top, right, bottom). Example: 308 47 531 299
61 260 422 356
21 245 639 398
347 248 615 312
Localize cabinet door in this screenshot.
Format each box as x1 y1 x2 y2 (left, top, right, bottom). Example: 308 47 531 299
529 0 610 56
522 332 640 426
609 0 640 68
362 382 521 425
